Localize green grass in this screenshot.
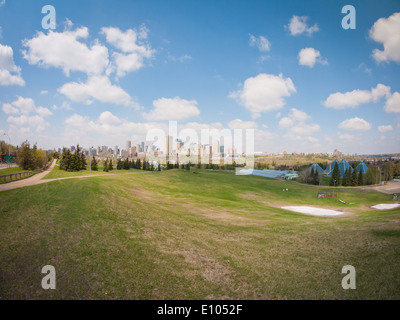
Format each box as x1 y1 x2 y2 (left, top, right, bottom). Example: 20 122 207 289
0 167 35 184
43 164 142 180
0 167 29 176
0 169 399 299
43 164 110 179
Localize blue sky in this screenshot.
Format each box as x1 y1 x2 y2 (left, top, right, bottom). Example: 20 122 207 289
0 0 399 154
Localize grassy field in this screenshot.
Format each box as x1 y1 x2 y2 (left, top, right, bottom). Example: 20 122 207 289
0 169 399 299
43 164 143 180
0 167 35 184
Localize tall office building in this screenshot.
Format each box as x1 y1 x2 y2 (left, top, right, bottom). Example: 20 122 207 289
126 140 131 152
165 136 173 155
212 140 220 155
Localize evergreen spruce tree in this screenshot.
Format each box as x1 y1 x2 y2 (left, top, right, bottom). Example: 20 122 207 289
80 149 87 170
358 169 364 186
342 168 348 186
117 159 122 170
310 168 315 184
108 159 113 171
103 159 109 172
92 156 98 171
351 169 358 186
313 170 319 185
124 157 130 170
187 162 191 171
158 163 161 171
330 163 341 186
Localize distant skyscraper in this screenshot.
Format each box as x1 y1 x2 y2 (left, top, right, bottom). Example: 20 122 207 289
165 136 173 155
212 140 220 155
126 140 131 152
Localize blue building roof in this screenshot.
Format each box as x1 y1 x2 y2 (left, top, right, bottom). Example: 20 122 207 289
356 162 368 174
308 162 324 174
325 159 354 177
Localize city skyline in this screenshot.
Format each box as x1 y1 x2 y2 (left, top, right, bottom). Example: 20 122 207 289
0 1 400 154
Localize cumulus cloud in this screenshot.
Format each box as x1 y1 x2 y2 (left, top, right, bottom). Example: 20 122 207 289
384 92 400 113
2 96 52 133
142 97 200 121
101 26 154 77
227 119 258 130
338 117 371 131
279 108 320 139
298 47 327 67
249 34 271 52
22 27 109 76
59 75 136 107
369 12 400 63
64 111 169 147
286 15 319 36
323 84 391 109
378 125 393 133
0 43 25 86
229 73 296 118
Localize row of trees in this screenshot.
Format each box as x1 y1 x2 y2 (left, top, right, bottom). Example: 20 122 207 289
16 141 48 171
329 163 382 186
59 145 87 172
116 158 161 171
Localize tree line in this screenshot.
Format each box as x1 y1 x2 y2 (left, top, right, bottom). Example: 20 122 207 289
16 141 49 171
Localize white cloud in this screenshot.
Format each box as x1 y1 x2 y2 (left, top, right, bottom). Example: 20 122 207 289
0 0 5 7
286 15 319 36
338 133 360 142
52 101 72 111
338 117 371 131
2 103 18 115
0 43 25 86
323 84 391 109
112 52 147 77
229 73 296 117
40 90 48 95
101 26 154 77
227 119 258 130
2 96 52 133
101 26 151 54
2 96 52 117
166 54 192 64
378 125 393 133
369 12 400 63
384 92 400 113
279 108 320 139
22 27 109 76
59 75 135 107
371 83 391 102
142 97 200 121
249 34 271 52
63 111 169 147
298 47 327 67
